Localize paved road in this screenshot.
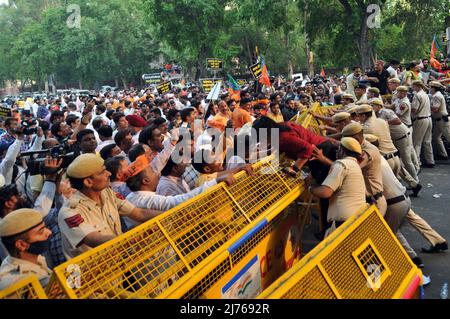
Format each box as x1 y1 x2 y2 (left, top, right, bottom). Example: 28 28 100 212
301 159 450 299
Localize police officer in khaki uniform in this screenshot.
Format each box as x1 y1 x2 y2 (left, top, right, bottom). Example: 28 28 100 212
363 134 424 267
341 123 387 216
342 93 356 110
367 87 381 102
411 80 435 168
363 135 447 259
0 209 52 290
316 112 352 138
354 104 402 175
307 137 367 238
394 86 420 171
430 81 450 160
354 83 368 104
370 99 421 194
332 112 352 132
387 78 401 104
58 154 162 259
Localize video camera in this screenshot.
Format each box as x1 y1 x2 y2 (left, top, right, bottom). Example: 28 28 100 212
21 119 38 135
20 138 76 176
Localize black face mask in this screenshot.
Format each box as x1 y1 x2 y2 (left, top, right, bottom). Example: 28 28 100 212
27 238 51 255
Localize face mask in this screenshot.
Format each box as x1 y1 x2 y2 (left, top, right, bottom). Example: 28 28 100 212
27 238 51 255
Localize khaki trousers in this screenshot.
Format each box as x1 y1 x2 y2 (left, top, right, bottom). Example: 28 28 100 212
412 117 434 165
406 209 446 246
432 119 450 158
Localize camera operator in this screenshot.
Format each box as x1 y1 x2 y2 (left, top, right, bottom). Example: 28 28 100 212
0 119 45 187
0 157 66 267
0 157 62 218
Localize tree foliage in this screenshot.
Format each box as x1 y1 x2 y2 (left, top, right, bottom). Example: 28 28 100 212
0 0 448 88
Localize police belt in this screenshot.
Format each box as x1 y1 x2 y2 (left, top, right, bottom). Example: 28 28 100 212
394 132 410 142
412 116 431 122
383 151 399 160
386 194 408 206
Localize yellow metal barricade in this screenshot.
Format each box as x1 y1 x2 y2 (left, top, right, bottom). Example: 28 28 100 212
258 205 423 299
46 155 308 299
177 191 312 299
0 275 47 299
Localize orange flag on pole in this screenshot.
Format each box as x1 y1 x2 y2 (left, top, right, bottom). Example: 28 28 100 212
430 35 442 70
320 68 326 77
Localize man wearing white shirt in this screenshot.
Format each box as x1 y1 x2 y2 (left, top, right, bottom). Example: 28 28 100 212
95 126 115 153
346 66 362 96
386 60 400 79
126 165 235 213
68 102 82 118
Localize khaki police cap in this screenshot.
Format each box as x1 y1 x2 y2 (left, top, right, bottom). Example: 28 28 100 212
342 122 363 137
332 112 351 124
396 86 408 92
429 81 444 89
388 78 401 84
370 99 384 107
368 87 380 94
67 153 105 178
411 80 425 88
340 137 362 155
364 134 379 143
0 209 43 237
342 93 355 101
347 106 358 114
355 104 373 114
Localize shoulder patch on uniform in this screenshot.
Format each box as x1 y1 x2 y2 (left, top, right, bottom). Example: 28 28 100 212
64 214 84 228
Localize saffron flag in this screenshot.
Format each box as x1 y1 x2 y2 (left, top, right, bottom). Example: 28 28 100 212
430 35 442 70
259 56 271 87
320 68 326 77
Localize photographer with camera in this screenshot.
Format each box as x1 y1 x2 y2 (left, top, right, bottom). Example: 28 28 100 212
0 155 67 267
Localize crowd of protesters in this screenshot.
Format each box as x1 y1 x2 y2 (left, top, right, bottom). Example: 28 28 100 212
0 57 449 291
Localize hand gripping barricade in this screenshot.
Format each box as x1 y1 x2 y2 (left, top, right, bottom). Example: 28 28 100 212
258 205 423 299
45 154 312 299
0 275 48 299
44 103 330 299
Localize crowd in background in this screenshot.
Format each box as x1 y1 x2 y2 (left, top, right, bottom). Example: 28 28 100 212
0 58 449 291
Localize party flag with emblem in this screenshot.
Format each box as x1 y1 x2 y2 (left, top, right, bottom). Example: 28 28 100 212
430 35 442 70
227 74 241 91
259 56 271 87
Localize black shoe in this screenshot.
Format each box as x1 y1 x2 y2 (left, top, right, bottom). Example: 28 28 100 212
411 184 422 197
422 163 435 168
422 241 448 254
412 257 424 268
